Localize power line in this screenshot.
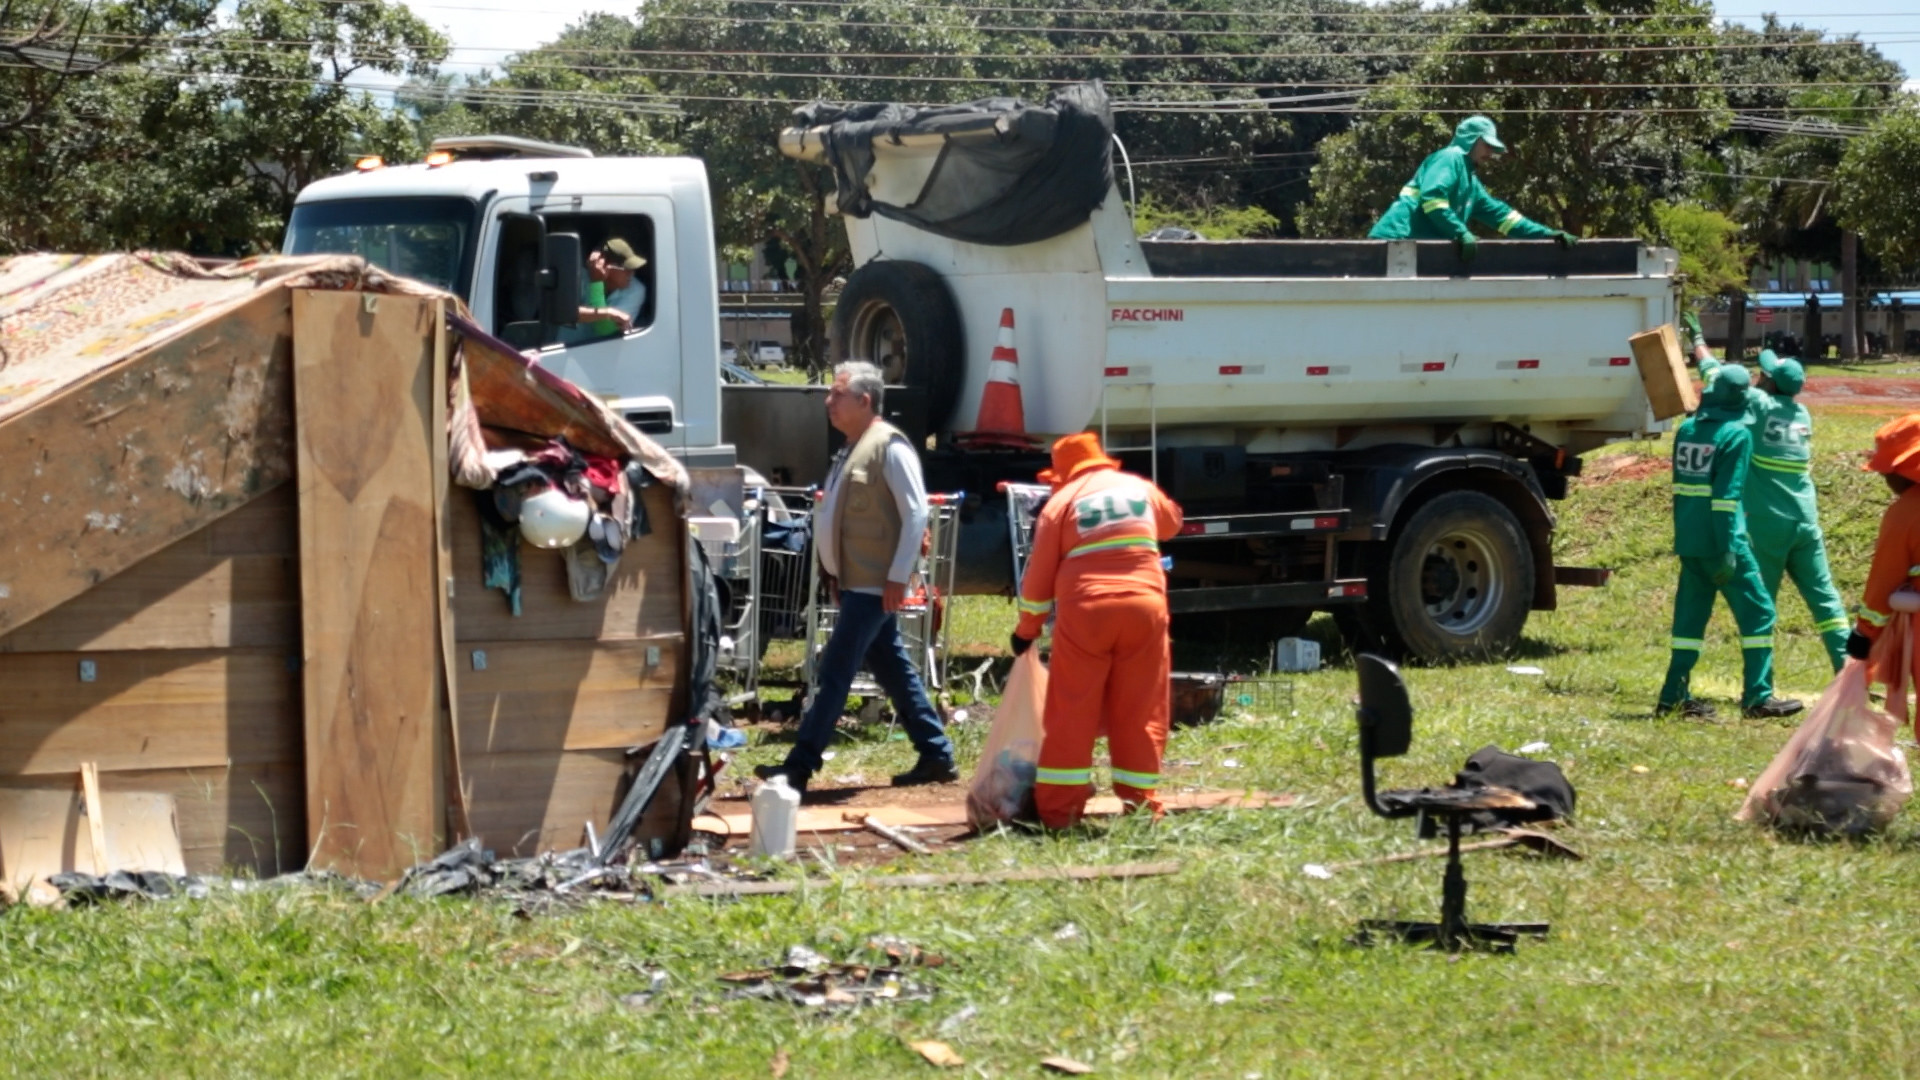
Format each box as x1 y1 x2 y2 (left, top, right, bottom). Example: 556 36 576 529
1615 160 1832 185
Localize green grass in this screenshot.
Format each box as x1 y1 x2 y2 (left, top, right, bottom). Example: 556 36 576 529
12 401 1920 1076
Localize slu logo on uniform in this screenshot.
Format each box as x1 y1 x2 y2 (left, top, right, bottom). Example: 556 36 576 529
1075 491 1151 530
1763 418 1810 448
1675 442 1716 474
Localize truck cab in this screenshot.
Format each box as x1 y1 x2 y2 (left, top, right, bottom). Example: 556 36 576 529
283 135 731 470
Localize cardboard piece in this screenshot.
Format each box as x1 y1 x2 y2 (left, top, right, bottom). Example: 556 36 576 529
0 787 187 893
701 789 1296 836
1630 324 1697 421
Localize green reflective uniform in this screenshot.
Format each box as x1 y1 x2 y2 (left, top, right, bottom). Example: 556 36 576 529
1368 128 1558 242
1658 398 1779 710
1701 356 1850 670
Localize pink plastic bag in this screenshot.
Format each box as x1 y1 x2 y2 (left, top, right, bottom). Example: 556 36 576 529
966 651 1048 828
1738 660 1913 835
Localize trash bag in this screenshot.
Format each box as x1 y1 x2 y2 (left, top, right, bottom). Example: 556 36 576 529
1426 745 1576 836
966 651 1048 828
1738 660 1913 836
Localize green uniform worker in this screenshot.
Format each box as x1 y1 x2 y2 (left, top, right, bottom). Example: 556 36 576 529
1698 349 1851 671
1657 364 1805 719
1368 116 1578 262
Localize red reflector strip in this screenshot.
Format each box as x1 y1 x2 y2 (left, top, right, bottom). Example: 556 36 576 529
1333 583 1367 598
1609 356 1631 367
1422 362 1446 372
1219 365 1243 375
1516 359 1540 370
1314 515 1341 529
1105 366 1128 376
1306 365 1330 376
1178 522 1203 536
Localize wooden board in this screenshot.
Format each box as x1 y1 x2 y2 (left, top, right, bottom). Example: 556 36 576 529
457 636 678 755
293 289 443 879
0 488 299 654
0 648 300 775
1631 323 1697 421
460 748 632 857
0 287 297 637
448 483 681 643
701 789 1298 836
0 787 186 890
0 764 297 878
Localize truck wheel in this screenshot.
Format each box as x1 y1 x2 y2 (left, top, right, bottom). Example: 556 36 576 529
1382 491 1533 663
831 260 966 433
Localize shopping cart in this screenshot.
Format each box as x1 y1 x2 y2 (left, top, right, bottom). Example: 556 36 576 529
741 485 817 697
801 491 965 709
1000 481 1054 633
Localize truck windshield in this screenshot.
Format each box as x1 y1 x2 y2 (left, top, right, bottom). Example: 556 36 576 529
283 196 478 298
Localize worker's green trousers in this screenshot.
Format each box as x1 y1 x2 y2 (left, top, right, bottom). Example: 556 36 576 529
1750 518 1850 673
1658 550 1778 710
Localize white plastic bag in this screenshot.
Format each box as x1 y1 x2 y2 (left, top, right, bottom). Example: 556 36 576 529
966 651 1048 828
1738 660 1913 835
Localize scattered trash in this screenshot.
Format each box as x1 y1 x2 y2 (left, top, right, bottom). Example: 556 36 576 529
1506 665 1546 676
1631 764 1651 774
1053 923 1082 941
952 709 970 724
1515 741 1551 755
1729 777 1749 789
1220 758 1242 769
937 1005 978 1035
1211 991 1236 1005
1042 1055 1096 1075
1275 636 1321 673
709 727 748 750
771 1048 790 1079
617 968 670 1010
847 812 934 855
910 1040 965 1067
750 776 801 859
1301 864 1333 880
719 941 944 1011
821 751 837 762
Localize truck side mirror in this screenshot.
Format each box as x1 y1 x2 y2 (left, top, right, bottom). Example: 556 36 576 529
541 232 582 328
496 212 548 347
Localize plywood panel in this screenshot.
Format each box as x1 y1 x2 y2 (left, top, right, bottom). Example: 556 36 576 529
0 788 186 890
460 749 631 857
449 483 681 643
0 648 300 775
0 287 296 636
0 762 305 877
456 637 678 755
0 514 297 654
293 290 442 879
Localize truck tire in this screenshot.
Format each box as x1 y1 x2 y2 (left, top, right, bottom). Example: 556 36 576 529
1378 491 1534 663
831 260 966 434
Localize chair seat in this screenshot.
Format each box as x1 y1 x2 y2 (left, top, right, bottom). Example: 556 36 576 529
1378 784 1535 816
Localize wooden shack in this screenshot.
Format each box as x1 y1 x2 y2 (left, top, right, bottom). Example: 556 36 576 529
0 254 692 885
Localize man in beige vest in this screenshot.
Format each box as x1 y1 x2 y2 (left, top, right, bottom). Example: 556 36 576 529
755 361 957 794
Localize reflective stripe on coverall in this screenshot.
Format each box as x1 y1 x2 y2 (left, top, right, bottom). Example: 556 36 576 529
1367 118 1558 242
1659 367 1779 710
1701 353 1850 671
1015 465 1184 829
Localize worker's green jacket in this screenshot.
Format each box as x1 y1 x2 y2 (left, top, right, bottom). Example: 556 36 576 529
1368 143 1558 242
1700 357 1819 536
1672 405 1754 559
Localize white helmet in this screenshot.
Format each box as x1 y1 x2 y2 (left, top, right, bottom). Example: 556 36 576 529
518 486 591 549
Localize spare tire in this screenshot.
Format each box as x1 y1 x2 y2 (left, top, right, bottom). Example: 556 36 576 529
830 260 966 434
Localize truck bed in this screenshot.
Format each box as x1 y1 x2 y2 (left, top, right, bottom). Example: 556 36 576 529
1137 238 1644 279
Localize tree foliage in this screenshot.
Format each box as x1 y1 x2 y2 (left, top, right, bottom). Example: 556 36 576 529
1834 105 1920 271
1652 201 1754 304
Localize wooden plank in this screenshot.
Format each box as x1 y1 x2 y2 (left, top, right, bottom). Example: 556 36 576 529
78 762 107 873
293 289 443 879
703 789 1298 836
456 637 678 755
460 748 631 857
448 483 681 643
0 520 297 654
205 485 300 556
430 300 471 842
0 287 297 636
0 648 300 775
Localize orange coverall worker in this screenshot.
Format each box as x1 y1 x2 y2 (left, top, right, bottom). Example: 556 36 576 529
1012 434 1184 829
1848 414 1920 728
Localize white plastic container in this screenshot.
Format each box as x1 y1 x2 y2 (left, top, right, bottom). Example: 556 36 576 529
1275 637 1321 673
748 775 800 858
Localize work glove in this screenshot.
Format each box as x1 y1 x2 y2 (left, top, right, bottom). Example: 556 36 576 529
1682 310 1706 349
1847 630 1874 662
1009 633 1035 658
1453 233 1478 264
1711 552 1737 588
1552 229 1580 249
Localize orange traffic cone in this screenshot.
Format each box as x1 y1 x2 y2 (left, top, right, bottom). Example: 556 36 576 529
958 307 1037 449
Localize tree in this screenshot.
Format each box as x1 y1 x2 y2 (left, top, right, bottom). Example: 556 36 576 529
1299 0 1725 239
1652 201 1754 306
1834 105 1920 271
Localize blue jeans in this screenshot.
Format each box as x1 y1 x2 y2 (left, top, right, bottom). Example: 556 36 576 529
786 590 953 774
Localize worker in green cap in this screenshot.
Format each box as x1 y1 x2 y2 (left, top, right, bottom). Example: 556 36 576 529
1693 347 1851 672
1368 115 1580 262
1657 363 1805 719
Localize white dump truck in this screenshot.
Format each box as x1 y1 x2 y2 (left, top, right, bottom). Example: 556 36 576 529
286 90 1677 662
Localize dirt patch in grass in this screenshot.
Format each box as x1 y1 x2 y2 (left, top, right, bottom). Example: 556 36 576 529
1799 376 1920 408
1580 454 1669 486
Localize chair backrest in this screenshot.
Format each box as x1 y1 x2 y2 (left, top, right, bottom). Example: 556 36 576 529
1355 653 1415 818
